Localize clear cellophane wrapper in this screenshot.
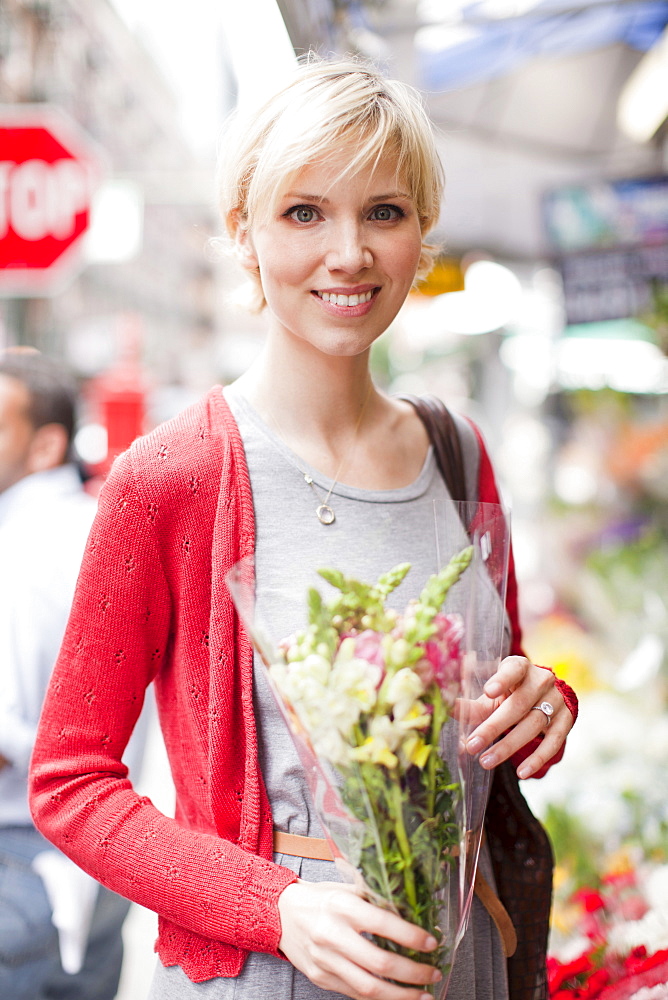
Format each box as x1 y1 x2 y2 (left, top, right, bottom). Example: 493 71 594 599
227 500 510 997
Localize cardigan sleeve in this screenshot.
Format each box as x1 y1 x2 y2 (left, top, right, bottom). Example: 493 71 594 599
469 420 578 778
29 448 297 957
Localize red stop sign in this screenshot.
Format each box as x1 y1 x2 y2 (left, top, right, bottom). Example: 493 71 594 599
0 105 105 295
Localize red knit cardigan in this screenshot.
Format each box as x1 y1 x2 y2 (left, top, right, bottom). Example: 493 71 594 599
29 387 576 983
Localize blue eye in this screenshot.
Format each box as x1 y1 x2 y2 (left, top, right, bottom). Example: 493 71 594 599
288 206 317 223
370 205 403 222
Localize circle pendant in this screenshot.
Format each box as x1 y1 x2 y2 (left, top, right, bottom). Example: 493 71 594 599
316 504 335 525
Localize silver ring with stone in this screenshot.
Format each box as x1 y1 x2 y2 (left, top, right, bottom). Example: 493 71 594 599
531 701 554 726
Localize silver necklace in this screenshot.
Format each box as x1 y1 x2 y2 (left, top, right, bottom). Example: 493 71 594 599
270 386 372 526
304 473 338 525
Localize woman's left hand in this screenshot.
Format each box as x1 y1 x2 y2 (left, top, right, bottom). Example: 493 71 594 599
462 656 574 779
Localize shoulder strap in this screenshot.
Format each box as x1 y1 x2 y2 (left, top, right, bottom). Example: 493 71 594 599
403 393 556 994
399 393 471 501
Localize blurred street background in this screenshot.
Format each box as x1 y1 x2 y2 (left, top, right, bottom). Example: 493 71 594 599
2 1 668 996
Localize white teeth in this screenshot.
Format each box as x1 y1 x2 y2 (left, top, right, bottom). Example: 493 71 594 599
318 290 374 306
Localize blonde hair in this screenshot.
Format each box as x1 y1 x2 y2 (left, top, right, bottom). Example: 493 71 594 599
217 55 444 311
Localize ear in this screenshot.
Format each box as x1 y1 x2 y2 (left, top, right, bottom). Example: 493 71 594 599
230 211 259 271
27 423 70 474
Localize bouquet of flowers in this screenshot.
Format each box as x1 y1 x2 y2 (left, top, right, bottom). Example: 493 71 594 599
228 500 511 997
270 547 472 981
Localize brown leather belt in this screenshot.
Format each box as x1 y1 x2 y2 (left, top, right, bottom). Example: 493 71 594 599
272 829 517 958
274 830 336 862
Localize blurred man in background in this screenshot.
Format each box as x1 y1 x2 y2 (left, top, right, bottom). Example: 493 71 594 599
0 348 130 999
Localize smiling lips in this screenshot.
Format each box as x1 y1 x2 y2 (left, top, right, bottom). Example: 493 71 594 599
315 288 377 307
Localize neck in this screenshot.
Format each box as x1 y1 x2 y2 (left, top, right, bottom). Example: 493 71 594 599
231 326 430 494
236 335 376 444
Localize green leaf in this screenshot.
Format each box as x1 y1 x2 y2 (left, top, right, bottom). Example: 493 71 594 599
373 563 412 598
318 568 347 591
307 587 323 625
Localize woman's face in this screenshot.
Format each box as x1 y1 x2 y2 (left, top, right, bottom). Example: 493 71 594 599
239 148 423 359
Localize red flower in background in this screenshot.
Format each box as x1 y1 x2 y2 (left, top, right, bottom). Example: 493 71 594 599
549 873 668 999
574 890 606 914
549 951 598 993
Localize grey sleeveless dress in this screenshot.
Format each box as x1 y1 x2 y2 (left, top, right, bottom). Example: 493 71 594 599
148 387 508 1000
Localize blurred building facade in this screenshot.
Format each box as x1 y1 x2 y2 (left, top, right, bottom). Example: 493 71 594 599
0 0 221 402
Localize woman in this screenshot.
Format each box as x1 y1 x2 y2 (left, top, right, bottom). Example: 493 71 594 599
30 57 577 1000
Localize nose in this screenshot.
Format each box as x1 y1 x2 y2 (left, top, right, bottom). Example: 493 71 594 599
324 220 373 273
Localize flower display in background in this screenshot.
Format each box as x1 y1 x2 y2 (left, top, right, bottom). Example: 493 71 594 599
269 548 474 993
524 692 668 863
547 857 668 999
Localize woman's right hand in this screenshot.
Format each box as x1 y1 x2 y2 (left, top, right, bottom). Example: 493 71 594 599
277 879 442 1000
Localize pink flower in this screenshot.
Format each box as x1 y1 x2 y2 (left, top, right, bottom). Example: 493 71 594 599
602 871 637 891
620 895 649 922
413 658 435 688
420 613 463 702
343 630 386 673
278 633 296 653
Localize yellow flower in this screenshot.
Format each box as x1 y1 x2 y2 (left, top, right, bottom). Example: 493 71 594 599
603 845 637 880
402 734 432 769
350 736 399 769
396 702 431 731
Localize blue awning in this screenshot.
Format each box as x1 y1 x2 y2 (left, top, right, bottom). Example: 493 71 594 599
417 0 668 92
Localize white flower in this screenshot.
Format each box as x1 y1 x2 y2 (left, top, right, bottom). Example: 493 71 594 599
330 653 382 715
320 687 363 737
311 726 351 767
382 667 424 721
369 714 403 751
607 909 668 957
627 985 668 1000
645 866 668 917
271 645 384 762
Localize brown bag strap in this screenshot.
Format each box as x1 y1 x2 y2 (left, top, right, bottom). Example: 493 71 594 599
474 868 518 958
399 393 468 502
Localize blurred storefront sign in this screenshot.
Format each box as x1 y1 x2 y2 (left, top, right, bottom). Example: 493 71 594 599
557 243 668 326
543 175 668 252
544 176 668 326
415 257 465 296
0 105 106 296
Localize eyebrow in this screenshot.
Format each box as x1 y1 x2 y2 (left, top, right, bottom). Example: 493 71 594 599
283 191 413 203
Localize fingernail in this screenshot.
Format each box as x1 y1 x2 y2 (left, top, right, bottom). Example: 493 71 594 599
431 968 443 982
480 753 496 768
425 935 438 950
485 680 502 697
517 765 530 779
467 737 483 754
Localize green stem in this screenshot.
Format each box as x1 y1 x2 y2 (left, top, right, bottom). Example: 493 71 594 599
358 765 395 905
352 725 397 903
390 775 418 913
427 687 445 817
